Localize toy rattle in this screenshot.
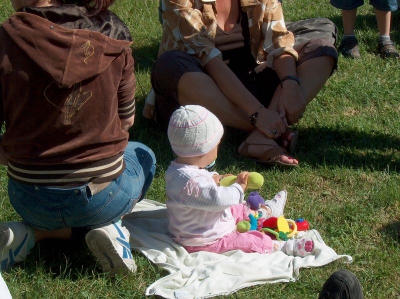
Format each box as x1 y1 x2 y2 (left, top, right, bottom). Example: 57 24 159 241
220 172 264 189
261 216 298 241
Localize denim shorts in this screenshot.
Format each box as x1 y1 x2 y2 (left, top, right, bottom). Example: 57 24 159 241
8 142 156 230
330 0 398 11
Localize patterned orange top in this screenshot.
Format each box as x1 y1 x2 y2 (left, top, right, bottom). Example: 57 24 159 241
158 0 298 69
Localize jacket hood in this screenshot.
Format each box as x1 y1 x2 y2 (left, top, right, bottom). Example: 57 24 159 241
1 5 133 87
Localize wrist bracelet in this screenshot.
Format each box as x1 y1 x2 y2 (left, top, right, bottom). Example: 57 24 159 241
250 105 264 126
281 75 301 87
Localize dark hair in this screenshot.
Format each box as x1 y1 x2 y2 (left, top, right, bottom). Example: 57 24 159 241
64 0 116 15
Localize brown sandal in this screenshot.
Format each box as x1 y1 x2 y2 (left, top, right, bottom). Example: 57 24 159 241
277 130 299 155
238 138 298 167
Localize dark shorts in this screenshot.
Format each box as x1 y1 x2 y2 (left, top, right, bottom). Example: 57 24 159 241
151 38 338 130
330 0 398 11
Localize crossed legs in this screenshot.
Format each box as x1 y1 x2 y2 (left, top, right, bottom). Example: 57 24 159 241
177 56 334 165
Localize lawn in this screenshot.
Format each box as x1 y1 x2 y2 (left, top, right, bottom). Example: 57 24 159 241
0 0 399 298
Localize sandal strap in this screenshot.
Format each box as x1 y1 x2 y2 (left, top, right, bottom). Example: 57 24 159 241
238 138 288 163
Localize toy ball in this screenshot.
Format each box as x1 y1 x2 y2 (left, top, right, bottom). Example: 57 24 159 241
220 172 264 189
295 218 310 231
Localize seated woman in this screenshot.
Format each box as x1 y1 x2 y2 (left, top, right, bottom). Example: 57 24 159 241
145 0 338 166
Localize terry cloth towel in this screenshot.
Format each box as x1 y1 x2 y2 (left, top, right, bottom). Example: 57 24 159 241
122 199 353 299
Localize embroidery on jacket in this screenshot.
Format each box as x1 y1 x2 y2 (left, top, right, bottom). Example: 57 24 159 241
81 41 94 64
44 82 93 125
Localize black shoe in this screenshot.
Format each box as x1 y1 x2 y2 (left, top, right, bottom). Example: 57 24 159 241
318 269 364 299
338 37 361 59
378 40 400 59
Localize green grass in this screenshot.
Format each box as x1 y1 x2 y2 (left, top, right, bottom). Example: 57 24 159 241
1 0 400 298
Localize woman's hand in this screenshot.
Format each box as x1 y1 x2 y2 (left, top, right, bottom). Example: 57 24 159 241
279 80 306 125
255 107 287 139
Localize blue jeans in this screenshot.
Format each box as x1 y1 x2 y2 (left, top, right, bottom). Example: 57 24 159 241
8 142 156 230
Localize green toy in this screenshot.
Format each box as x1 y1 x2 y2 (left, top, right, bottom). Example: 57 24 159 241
237 220 251 233
219 172 264 189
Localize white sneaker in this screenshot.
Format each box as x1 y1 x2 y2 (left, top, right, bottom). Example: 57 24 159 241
0 222 34 271
264 190 287 217
281 238 314 257
85 222 136 276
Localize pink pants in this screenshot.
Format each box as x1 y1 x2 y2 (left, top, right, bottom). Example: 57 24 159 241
185 204 273 254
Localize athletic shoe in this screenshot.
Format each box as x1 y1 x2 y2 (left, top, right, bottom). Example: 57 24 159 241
0 222 34 271
319 269 364 299
378 40 399 59
264 190 287 217
85 222 136 276
281 238 314 257
338 37 361 59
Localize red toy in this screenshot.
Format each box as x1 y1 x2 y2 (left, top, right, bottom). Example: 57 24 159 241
295 218 310 231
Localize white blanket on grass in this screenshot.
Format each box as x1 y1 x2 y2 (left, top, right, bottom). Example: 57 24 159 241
122 199 353 299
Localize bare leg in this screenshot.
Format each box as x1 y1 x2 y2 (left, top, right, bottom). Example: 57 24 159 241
34 227 72 243
375 9 391 36
178 72 297 164
269 56 334 110
297 56 335 105
342 9 357 35
267 56 334 148
178 71 253 132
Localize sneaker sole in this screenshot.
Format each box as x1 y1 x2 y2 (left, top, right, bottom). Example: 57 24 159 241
85 229 136 276
0 223 32 271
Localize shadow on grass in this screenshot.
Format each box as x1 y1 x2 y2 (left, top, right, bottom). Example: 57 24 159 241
132 41 159 72
296 126 399 171
379 220 400 244
131 115 400 172
12 238 99 280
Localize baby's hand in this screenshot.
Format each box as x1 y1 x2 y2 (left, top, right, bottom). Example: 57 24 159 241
236 171 250 191
212 174 220 184
213 174 234 184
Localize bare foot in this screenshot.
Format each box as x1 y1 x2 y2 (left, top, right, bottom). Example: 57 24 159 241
277 130 299 154
238 130 299 166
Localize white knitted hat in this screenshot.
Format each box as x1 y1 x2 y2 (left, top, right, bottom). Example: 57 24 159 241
168 105 224 157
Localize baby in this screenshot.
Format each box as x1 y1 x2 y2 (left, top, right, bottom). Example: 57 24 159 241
165 105 313 256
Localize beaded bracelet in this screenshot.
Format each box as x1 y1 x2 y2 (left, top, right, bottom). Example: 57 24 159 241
281 75 301 87
250 105 264 126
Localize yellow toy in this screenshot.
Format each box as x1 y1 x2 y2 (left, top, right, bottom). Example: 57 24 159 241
261 216 298 241
220 172 264 189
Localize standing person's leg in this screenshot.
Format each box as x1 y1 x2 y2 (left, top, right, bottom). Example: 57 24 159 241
339 9 361 58
374 0 399 58
330 0 362 58
342 9 358 35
